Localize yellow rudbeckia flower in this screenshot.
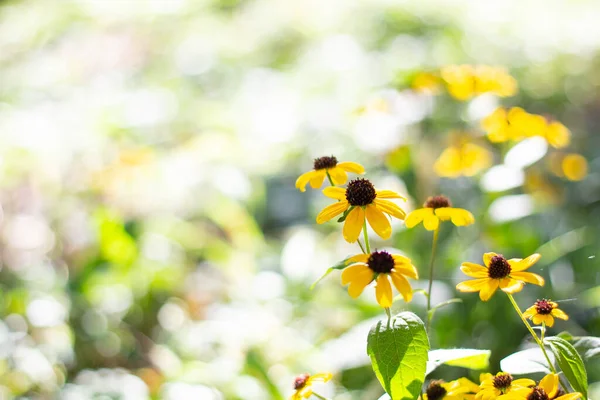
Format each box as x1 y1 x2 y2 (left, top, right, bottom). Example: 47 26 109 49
341 250 418 307
522 299 568 328
434 140 493 178
290 372 333 400
295 156 365 192
456 253 545 301
316 179 406 243
423 378 480 400
501 374 581 400
405 195 475 231
476 372 534 400
441 65 517 101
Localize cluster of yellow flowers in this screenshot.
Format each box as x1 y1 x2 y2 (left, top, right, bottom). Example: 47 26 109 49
290 154 578 400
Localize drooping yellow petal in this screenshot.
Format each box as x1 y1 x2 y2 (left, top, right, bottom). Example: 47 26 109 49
341 264 371 285
392 254 411 265
479 279 500 301
551 308 569 320
423 213 440 231
375 274 393 307
390 271 413 302
522 305 536 319
308 372 333 383
328 166 348 185
510 253 541 271
511 378 536 388
546 121 570 149
295 170 316 192
434 146 462 178
532 314 548 325
342 206 365 243
510 271 544 286
316 201 349 224
456 278 489 292
347 253 369 264
374 199 406 219
394 264 418 280
555 393 582 400
322 186 347 200
483 252 498 267
366 204 392 239
309 170 326 189
376 190 406 200
405 208 433 228
499 278 524 294
343 268 374 298
435 207 475 226
461 262 488 278
300 388 312 399
337 161 365 174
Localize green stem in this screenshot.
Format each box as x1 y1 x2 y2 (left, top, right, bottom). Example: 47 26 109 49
506 294 557 374
362 218 371 254
312 393 330 400
326 171 335 186
356 238 366 254
385 307 392 328
425 228 440 333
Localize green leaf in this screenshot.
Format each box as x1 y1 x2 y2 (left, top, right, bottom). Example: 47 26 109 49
426 349 490 375
500 348 553 375
310 257 351 290
367 312 429 400
545 336 588 399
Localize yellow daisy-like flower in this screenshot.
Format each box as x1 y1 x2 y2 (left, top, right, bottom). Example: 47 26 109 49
295 156 365 192
501 374 581 400
290 372 332 400
561 154 588 181
412 72 442 94
476 372 534 400
405 195 475 231
341 250 418 307
545 120 571 149
423 378 480 400
522 299 568 328
434 140 493 178
441 65 517 101
456 253 545 301
316 179 406 243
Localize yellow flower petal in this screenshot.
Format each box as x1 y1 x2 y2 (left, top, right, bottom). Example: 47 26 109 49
347 253 369 264
366 204 392 239
295 170 316 192
392 254 411 265
328 166 348 185
555 393 582 400
343 206 365 243
375 274 393 307
316 201 349 224
343 267 374 298
532 314 545 325
551 308 568 320
435 207 475 226
423 213 440 231
546 121 570 149
511 378 535 388
390 271 413 302
479 279 499 301
510 253 541 271
499 278 524 294
562 153 588 181
510 271 544 286
309 170 326 189
405 208 433 228
394 264 418 280
309 372 333 382
322 186 347 200
522 305 536 319
341 264 371 285
374 199 406 220
376 190 406 200
337 161 365 174
461 263 488 278
483 252 498 267
456 278 489 292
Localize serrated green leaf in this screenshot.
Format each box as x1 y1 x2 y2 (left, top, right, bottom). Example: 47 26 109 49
367 312 429 400
310 257 351 290
545 336 588 399
426 349 490 375
500 348 553 375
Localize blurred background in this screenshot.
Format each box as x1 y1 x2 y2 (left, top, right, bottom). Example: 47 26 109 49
0 0 599 399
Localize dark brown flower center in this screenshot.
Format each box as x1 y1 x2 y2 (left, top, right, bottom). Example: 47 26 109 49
294 373 310 390
535 299 554 315
424 195 452 209
426 380 447 400
368 250 395 274
528 387 549 400
314 156 337 170
493 373 513 391
488 255 512 279
345 178 376 206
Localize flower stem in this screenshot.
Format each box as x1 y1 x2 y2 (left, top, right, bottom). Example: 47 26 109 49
425 228 439 333
312 393 330 400
326 171 335 186
506 293 557 374
385 307 392 328
362 219 371 254
356 238 366 254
